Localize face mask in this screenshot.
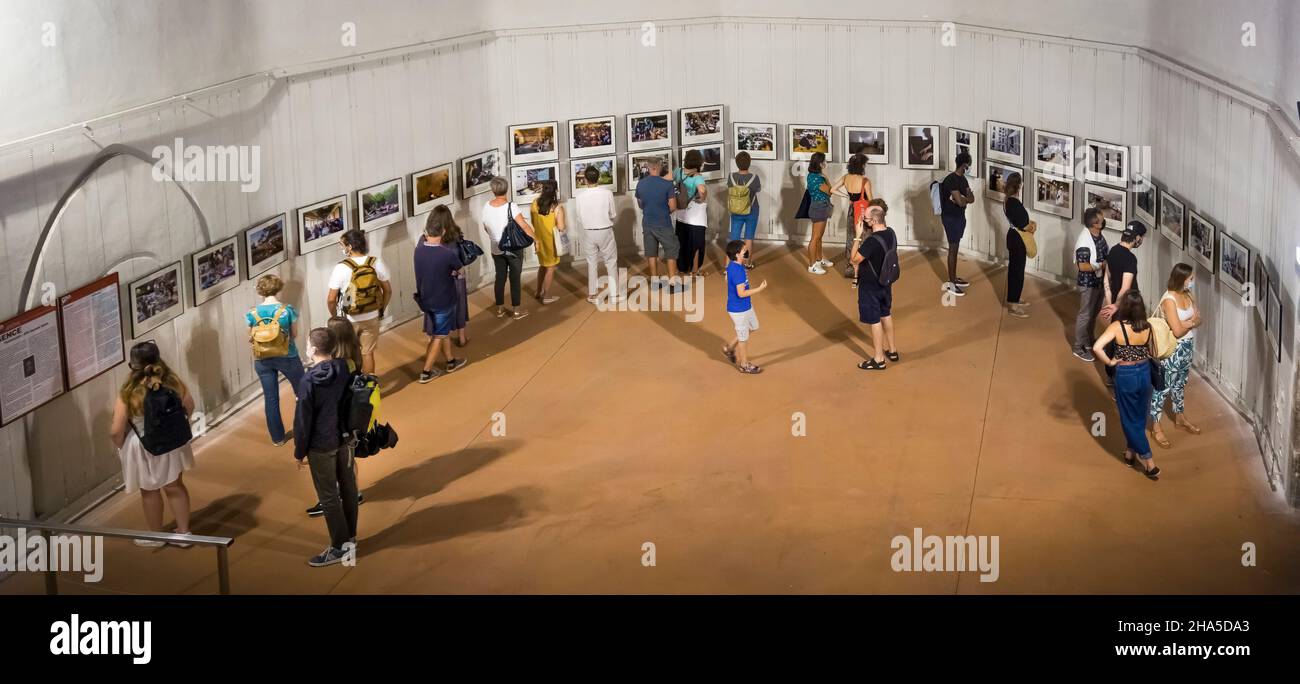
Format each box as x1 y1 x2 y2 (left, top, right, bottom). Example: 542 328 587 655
1185 281 1194 291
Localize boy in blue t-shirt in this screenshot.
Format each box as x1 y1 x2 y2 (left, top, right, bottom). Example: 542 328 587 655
722 240 768 374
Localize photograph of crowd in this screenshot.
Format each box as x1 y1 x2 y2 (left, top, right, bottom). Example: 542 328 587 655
1159 190 1185 247
1085 139 1128 187
984 161 1020 202
627 110 673 152
358 178 403 232
789 125 831 161
680 105 724 145
1188 210 1217 272
903 124 940 169
733 122 777 160
512 162 559 203
1032 173 1074 218
129 262 184 337
244 214 287 278
509 121 559 164
681 144 724 181
571 156 616 193
461 149 501 198
845 126 888 165
1218 232 1250 295
568 116 616 158
627 151 672 189
1034 130 1074 175
986 120 1025 165
1084 183 1126 231
192 237 241 306
297 195 348 254
947 128 979 177
412 163 453 215
1133 175 1158 227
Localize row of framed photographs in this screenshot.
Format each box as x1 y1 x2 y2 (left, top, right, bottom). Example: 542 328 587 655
506 105 726 165
731 122 956 169
985 121 1130 188
505 143 729 202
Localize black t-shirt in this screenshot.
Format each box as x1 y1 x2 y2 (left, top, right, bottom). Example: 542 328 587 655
1004 197 1029 229
940 172 971 217
1105 244 1139 300
856 227 898 285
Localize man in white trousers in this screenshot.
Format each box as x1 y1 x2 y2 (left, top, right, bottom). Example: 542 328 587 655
574 164 620 301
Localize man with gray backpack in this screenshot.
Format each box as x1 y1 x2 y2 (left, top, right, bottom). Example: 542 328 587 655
850 205 901 371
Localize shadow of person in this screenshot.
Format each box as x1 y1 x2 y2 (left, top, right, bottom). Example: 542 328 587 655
186 492 263 539
359 486 543 554
748 244 873 363
364 441 517 503
1045 367 1126 461
184 320 226 409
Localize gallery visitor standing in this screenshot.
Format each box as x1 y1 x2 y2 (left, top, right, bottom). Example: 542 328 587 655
426 205 473 347
246 274 304 446
1149 263 1203 448
414 211 469 383
722 240 767 374
727 151 761 270
1092 291 1160 481
1072 207 1110 361
1099 221 1147 383
481 176 536 320
851 206 901 371
834 153 873 282
530 180 565 304
805 152 833 274
634 158 679 287
326 229 392 375
574 164 620 302
939 152 975 295
1002 172 1035 319
674 148 710 277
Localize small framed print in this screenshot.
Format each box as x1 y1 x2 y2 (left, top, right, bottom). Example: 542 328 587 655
1187 210 1217 273
127 261 185 339
1158 189 1185 248
948 127 979 178
510 162 561 204
627 150 673 190
568 115 616 159
190 236 242 306
1132 175 1158 228
1252 254 1268 326
356 177 404 232
1084 183 1127 232
788 124 832 162
508 121 560 164
243 213 289 279
901 124 941 170
1031 172 1074 219
1084 139 1128 187
680 144 725 181
1266 281 1282 361
986 120 1026 165
410 163 454 216
626 109 673 152
570 155 617 196
297 194 349 255
844 126 888 165
733 122 778 161
984 161 1021 202
1217 232 1251 296
460 149 502 199
1033 129 1075 176
679 105 724 146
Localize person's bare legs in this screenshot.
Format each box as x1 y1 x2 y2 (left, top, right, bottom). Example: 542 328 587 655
537 266 556 300
140 489 165 531
647 257 659 280
422 335 450 372
869 322 886 363
724 337 749 367
161 475 191 533
881 315 896 354
361 352 375 376
810 222 827 264
946 240 960 284
666 259 680 287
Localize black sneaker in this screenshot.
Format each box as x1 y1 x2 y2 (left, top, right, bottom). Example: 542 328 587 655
307 503 324 517
944 282 967 297
1073 348 1095 362
446 358 469 374
418 369 441 384
357 491 365 505
308 547 347 567
954 277 971 287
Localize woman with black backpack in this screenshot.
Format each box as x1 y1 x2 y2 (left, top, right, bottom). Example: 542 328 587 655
108 341 195 547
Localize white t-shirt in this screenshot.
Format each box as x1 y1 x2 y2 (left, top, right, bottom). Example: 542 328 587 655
674 174 709 227
328 255 392 322
481 200 526 255
575 187 616 230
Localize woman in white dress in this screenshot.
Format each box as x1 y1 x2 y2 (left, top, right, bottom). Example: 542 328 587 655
109 341 195 547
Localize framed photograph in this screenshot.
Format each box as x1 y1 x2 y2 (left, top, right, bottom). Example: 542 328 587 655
460 148 502 199
1084 183 1127 232
1252 254 1268 325
1032 172 1074 219
1033 129 1075 176
680 105 724 146
948 128 980 178
627 150 673 190
128 262 185 339
1187 210 1217 273
986 120 1025 165
508 121 559 164
1085 139 1128 187
510 162 560 204
570 156 617 195
626 109 673 152
901 124 941 170
1158 190 1185 248
1266 281 1282 360
789 124 832 162
411 163 454 215
844 126 888 165
190 236 241 306
568 115 616 159
984 161 1021 202
297 194 348 255
680 144 724 181
1132 175 1158 228
1218 232 1250 295
243 213 288 279
356 177 404 232
733 122 778 160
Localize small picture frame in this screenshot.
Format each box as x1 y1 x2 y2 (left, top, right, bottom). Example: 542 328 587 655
1083 182 1127 232
1187 210 1217 273
1033 129 1075 176
508 121 560 165
733 122 778 161
947 127 980 178
788 124 833 162
1031 172 1074 219
127 261 185 339
356 177 404 232
296 194 349 255
901 124 941 170
984 161 1021 202
1158 189 1185 249
986 120 1026 165
410 163 454 216
567 115 617 159
626 109 673 152
189 236 242 306
1084 139 1129 188
679 105 725 146
243 213 289 279
460 149 502 199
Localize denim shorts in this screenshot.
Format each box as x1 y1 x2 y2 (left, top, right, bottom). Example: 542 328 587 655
423 306 455 337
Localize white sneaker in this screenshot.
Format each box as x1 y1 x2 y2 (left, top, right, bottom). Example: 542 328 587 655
808 263 827 275
819 259 833 268
133 539 166 549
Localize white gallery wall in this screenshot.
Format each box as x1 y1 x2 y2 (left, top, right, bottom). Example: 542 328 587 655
0 6 1296 519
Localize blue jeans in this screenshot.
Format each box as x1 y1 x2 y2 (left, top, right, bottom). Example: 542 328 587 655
255 356 305 442
1115 363 1153 459
729 204 760 240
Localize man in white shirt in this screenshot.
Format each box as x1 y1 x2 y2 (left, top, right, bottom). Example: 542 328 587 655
326 229 392 374
574 164 619 302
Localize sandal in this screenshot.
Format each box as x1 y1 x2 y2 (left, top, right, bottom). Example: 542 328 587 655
722 347 736 362
1141 464 1161 481
1175 419 1201 435
1150 427 1172 449
737 363 762 374
885 350 900 363
857 359 887 371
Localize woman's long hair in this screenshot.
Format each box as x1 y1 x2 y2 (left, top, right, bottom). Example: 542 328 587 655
327 316 363 373
1004 172 1023 199
1116 290 1150 332
1166 263 1194 297
119 341 185 416
536 181 560 216
428 205 462 244
808 152 825 175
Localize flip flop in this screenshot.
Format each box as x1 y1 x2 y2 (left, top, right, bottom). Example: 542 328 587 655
857 359 887 371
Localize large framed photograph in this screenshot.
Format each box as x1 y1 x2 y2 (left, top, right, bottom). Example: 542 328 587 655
1132 175 1158 228
1253 254 1268 325
1032 172 1074 219
297 194 348 255
1187 210 1217 273
984 161 1021 203
627 150 673 190
844 126 888 165
1085 139 1128 187
986 120 1025 165
356 177 404 232
680 144 724 181
626 109 673 152
1218 232 1250 295
680 105 724 146
1084 183 1126 232
243 213 288 279
1033 129 1075 176
568 115 616 159
1266 282 1282 361
511 162 560 204
570 156 617 195
1158 190 1185 248
128 262 185 339
190 236 241 306
733 122 778 160
948 127 980 178
789 124 832 162
411 163 454 215
508 121 559 165
901 124 941 169
460 148 501 199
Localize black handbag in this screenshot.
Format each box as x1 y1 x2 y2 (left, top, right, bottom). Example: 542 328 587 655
498 203 534 251
794 189 811 220
1149 360 1166 392
458 238 484 265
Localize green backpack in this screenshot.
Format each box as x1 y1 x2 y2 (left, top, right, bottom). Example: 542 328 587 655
728 173 756 215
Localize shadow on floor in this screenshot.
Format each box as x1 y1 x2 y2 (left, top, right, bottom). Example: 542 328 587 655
360 486 544 554
365 441 518 503
187 493 263 540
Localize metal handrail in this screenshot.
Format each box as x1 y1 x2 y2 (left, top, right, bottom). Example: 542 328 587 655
0 517 235 595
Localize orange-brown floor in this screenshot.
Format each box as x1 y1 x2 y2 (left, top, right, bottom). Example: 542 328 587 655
5 245 1299 594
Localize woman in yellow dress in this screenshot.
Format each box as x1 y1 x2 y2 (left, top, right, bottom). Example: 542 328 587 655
530 180 565 304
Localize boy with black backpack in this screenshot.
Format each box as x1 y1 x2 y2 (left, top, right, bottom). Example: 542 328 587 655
850 205 901 371
327 229 392 375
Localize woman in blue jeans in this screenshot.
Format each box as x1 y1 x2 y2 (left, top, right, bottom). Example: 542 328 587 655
246 274 304 446
1093 290 1160 480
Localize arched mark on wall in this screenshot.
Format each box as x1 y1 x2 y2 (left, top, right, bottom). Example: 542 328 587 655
20 143 212 309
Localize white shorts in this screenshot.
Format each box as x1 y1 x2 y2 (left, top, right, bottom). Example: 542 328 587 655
728 309 759 342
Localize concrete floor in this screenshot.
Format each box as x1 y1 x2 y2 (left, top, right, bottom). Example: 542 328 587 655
5 245 1299 594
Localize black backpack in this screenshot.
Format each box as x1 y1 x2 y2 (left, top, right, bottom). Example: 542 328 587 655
134 386 193 456
866 233 901 287
343 373 379 436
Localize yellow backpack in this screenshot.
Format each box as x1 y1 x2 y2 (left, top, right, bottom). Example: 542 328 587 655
249 304 290 359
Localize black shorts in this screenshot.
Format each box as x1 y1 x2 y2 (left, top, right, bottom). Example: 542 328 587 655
858 283 893 325
941 213 967 243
